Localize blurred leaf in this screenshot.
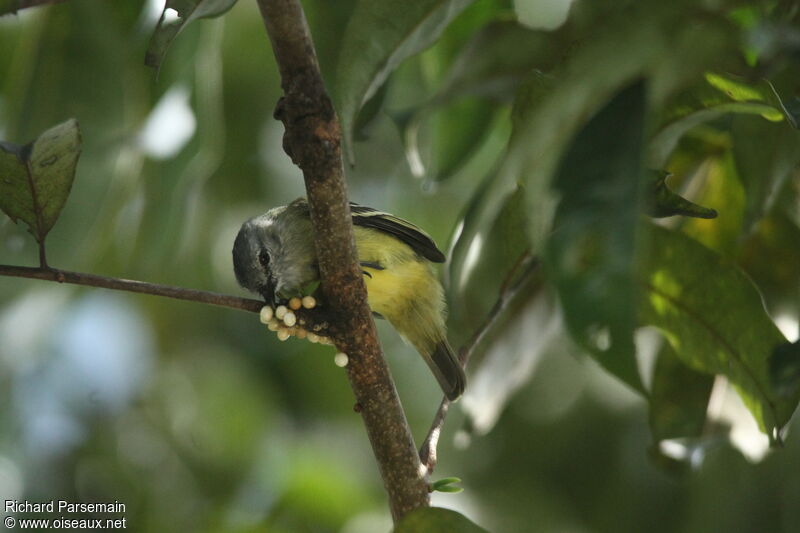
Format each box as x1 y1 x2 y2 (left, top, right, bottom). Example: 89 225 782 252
435 19 563 103
770 340 800 399
637 223 799 438
448 185 532 342
649 342 714 442
0 119 81 244
0 1 19 16
648 102 780 168
501 5 736 276
546 81 646 392
394 507 489 533
397 97 496 180
461 279 561 435
145 0 238 70
646 170 718 219
647 70 796 167
353 81 389 140
731 115 800 231
763 76 800 129
335 0 476 162
738 209 800 313
679 155 745 256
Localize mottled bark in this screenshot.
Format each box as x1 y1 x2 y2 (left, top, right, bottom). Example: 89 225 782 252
256 0 430 521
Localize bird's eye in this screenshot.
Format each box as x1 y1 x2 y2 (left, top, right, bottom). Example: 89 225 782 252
258 249 270 269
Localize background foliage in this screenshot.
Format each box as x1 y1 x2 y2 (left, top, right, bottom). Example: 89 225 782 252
1 0 799 531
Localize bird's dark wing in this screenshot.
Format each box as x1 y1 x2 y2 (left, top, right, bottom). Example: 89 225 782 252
287 198 446 263
350 203 446 263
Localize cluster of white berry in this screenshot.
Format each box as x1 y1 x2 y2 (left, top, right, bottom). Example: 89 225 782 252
259 296 349 367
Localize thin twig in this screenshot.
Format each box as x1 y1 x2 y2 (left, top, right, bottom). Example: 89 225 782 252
0 264 264 313
256 0 429 521
419 253 540 473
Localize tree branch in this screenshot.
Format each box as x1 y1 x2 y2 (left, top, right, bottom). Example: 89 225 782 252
256 0 429 521
0 264 265 313
420 253 540 473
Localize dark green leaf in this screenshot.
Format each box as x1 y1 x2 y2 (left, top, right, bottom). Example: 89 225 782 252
145 0 238 70
435 19 563 103
546 81 647 392
649 343 714 442
394 507 489 533
637 223 799 438
646 170 718 219
647 72 792 167
335 0 476 163
648 102 781 168
731 115 800 232
0 119 81 243
769 340 800 399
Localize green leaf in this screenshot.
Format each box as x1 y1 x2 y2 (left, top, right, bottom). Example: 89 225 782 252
431 477 464 493
647 102 782 168
649 343 714 442
645 170 718 219
145 0 238 70
769 340 800 399
396 97 497 180
394 507 489 533
335 0 476 163
431 477 462 489
0 118 81 243
447 185 532 341
545 81 647 392
647 71 794 168
460 279 560 435
435 19 563 103
731 115 800 232
637 223 799 438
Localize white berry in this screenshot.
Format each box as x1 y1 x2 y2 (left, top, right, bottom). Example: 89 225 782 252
275 305 288 319
283 311 297 327
267 319 280 331
302 296 316 309
277 328 290 341
307 333 319 343
259 306 274 324
334 352 349 367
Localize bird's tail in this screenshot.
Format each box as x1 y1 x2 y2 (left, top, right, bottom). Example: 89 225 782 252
427 340 466 401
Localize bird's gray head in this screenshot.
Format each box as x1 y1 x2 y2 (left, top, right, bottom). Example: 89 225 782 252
232 213 281 304
232 203 317 304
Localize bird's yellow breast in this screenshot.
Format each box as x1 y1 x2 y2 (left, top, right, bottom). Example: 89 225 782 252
353 226 444 326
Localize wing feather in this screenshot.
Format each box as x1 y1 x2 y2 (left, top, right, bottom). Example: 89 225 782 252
288 198 446 263
350 204 446 263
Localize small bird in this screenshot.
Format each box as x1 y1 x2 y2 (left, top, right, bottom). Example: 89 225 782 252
232 198 465 400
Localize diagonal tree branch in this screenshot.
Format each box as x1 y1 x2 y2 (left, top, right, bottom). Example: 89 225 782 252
256 0 429 521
